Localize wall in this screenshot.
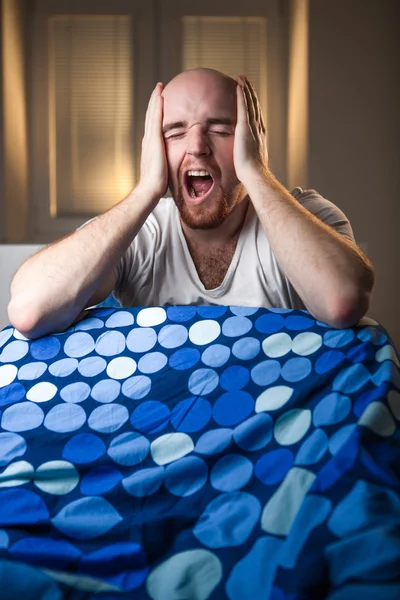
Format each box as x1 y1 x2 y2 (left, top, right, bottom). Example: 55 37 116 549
308 0 400 347
1 0 30 242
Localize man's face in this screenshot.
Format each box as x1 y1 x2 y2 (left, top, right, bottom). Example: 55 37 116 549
162 72 246 230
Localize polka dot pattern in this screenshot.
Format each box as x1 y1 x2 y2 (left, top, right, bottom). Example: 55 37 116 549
0 305 398 599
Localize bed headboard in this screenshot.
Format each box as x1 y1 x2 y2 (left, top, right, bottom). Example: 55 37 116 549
0 244 44 330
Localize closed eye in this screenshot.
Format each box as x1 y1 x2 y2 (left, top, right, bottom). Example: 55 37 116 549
211 130 231 136
166 132 185 139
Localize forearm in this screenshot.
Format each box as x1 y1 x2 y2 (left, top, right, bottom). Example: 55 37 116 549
246 169 375 327
8 185 158 337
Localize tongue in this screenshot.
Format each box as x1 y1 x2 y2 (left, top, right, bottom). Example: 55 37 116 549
191 176 213 196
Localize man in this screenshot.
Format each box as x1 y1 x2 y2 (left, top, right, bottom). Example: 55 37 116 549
8 69 374 339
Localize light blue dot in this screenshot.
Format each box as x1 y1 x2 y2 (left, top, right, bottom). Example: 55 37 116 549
0 530 9 548
108 432 150 466
60 382 91 404
333 364 370 393
232 337 260 361
78 356 107 378
188 369 219 396
202 344 230 368
80 465 122 495
233 414 273 452
213 391 254 427
222 316 252 338
284 316 314 331
0 432 27 466
51 497 122 540
220 366 250 391
74 317 104 331
31 337 61 360
167 306 197 322
281 357 312 382
138 352 167 374
295 429 329 465
0 329 13 348
126 328 157 353
95 331 126 357
197 306 227 318
62 433 106 464
0 341 29 363
356 327 387 346
131 401 170 434
193 492 261 548
18 361 47 381
328 424 357 455
195 428 233 455
324 330 355 348
254 449 294 485
122 376 151 400
254 314 285 334
88 404 128 433
169 348 200 370
123 466 164 497
164 456 208 497
313 393 351 427
45 404 86 433
91 379 120 403
158 324 188 349
316 320 331 328
229 307 259 317
251 360 280 386
105 311 134 328
1 402 44 432
211 454 253 492
64 333 94 358
371 361 400 389
49 358 78 378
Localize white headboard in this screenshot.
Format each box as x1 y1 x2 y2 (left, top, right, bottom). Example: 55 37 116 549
0 244 44 330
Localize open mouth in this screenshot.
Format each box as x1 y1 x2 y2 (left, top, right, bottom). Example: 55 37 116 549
184 170 215 204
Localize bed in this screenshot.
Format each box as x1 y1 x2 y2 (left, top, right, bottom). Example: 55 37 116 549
0 305 399 599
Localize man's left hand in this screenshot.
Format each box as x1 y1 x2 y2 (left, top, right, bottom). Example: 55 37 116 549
234 75 268 185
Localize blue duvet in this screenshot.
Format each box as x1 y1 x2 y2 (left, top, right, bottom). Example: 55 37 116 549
0 306 399 599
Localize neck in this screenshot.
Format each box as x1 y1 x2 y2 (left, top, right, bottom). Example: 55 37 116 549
180 196 250 248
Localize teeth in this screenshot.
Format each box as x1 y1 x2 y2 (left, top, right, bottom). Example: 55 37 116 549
188 170 210 177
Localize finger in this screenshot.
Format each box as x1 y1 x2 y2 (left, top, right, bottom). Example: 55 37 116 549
144 83 163 136
236 82 249 127
148 83 164 136
241 81 259 139
247 79 266 134
245 78 260 125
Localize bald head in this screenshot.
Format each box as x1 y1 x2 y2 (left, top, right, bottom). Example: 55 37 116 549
163 68 237 97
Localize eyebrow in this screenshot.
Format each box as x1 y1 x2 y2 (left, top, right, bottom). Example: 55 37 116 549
162 117 235 134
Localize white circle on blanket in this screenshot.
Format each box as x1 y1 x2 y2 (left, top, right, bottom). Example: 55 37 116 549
34 460 79 495
189 321 221 346
106 357 137 380
137 307 167 327
0 365 17 388
0 341 29 363
106 311 134 328
262 333 292 358
151 433 194 466
292 332 322 356
27 382 58 403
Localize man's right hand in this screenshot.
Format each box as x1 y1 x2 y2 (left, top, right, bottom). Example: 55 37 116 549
138 83 169 201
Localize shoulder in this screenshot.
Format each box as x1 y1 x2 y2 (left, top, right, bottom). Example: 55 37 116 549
137 197 178 240
290 186 355 240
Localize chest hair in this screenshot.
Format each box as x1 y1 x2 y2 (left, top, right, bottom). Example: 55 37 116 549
187 237 239 290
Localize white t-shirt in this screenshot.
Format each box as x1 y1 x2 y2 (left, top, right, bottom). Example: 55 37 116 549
113 187 355 310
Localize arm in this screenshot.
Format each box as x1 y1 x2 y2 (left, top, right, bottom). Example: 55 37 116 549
234 76 375 329
8 82 168 339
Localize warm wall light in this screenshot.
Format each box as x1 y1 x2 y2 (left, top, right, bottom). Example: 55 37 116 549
48 15 134 218
287 0 309 191
2 0 29 241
